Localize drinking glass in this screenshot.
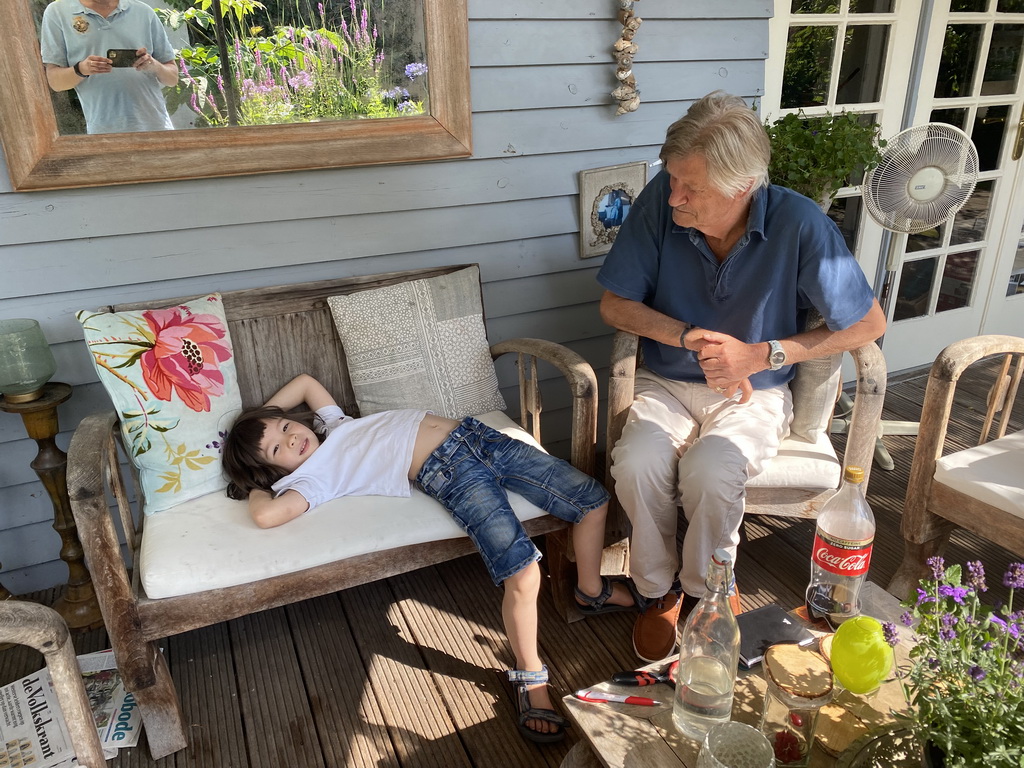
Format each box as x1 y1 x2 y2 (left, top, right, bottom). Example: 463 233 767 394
697 721 777 768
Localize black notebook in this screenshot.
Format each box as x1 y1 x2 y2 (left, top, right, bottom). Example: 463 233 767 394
737 604 816 669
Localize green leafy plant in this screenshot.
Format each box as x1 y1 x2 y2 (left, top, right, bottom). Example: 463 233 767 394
765 110 885 208
883 558 1024 767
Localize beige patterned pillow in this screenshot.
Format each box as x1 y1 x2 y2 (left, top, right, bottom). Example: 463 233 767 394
327 266 506 419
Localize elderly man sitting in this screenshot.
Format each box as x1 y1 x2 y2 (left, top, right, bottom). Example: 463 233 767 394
597 90 887 662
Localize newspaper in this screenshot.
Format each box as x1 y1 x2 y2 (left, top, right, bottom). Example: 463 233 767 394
0 649 141 768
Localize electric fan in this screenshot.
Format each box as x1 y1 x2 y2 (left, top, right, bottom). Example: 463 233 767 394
834 123 980 469
863 122 979 235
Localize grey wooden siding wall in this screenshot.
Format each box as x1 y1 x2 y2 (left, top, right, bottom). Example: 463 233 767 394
0 0 768 594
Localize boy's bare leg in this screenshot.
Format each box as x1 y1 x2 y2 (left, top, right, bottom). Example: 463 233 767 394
502 562 557 735
572 502 634 607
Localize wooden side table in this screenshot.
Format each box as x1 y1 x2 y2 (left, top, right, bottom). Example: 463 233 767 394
1 382 104 631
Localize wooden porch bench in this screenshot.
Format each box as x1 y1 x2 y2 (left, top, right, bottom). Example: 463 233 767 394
66 264 600 759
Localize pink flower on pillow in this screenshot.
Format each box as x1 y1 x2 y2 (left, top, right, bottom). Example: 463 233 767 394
139 307 232 412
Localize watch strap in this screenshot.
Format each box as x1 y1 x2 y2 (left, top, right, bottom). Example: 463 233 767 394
73 61 88 77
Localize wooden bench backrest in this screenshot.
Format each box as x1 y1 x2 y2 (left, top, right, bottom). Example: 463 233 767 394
106 264 471 414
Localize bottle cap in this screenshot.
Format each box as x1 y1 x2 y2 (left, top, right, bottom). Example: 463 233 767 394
843 466 865 483
712 548 732 565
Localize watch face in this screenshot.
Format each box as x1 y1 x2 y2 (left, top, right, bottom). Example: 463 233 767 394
770 350 786 365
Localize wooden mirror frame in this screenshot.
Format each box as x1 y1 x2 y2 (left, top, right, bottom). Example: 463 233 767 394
0 0 470 191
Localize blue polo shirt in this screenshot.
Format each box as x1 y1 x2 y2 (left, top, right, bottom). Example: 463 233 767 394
40 0 175 134
597 171 874 389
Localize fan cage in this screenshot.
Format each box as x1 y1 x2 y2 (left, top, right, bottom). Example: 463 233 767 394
863 123 979 234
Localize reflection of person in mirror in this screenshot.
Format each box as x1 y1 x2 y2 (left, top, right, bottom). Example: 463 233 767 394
40 0 179 134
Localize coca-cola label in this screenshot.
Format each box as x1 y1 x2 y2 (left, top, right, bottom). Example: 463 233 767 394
811 531 873 577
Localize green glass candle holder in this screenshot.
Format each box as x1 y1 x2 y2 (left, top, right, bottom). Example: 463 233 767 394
0 318 57 403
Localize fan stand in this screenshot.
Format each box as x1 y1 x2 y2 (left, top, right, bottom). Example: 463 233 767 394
829 229 923 471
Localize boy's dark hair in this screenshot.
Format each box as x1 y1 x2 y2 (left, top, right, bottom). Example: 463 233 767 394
222 405 319 500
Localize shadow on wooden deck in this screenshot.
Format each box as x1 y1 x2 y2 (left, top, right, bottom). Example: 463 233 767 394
1 360 1021 768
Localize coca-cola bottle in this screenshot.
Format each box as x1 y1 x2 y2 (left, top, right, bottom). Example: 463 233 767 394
805 466 875 626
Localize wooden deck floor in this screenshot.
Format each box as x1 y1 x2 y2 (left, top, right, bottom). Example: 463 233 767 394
2 360 1022 768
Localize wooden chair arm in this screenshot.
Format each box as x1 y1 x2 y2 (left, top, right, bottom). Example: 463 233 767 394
843 341 887 490
491 337 598 476
902 334 1024 544
0 601 107 767
67 410 157 689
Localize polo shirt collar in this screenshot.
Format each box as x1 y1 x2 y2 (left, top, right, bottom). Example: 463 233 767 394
674 186 769 248
75 0 127 18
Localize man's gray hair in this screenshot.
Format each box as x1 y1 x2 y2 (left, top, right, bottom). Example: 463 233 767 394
659 90 770 197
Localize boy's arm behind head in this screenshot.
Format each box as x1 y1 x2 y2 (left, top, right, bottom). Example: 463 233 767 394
265 374 337 412
247 488 310 528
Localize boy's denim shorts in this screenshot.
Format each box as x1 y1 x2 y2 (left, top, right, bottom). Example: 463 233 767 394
415 417 609 585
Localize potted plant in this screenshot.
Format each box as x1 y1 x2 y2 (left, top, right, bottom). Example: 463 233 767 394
765 110 885 211
883 557 1024 767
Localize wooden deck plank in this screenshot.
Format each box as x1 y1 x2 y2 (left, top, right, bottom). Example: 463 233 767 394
339 579 472 768
230 608 325 768
286 594 399 768
390 561 556 768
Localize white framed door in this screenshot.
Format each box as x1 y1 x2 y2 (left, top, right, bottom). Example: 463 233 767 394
766 0 1024 372
880 0 1024 368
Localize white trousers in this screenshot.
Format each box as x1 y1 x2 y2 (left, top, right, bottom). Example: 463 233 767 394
610 368 793 599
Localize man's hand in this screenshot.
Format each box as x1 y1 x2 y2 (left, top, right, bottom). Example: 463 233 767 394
685 328 762 403
133 47 179 87
78 54 113 76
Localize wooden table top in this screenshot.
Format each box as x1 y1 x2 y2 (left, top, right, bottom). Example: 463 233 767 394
561 583 913 768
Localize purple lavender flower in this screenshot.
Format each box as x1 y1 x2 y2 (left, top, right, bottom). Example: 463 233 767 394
928 556 946 581
939 626 957 641
882 621 900 647
190 93 200 113
967 560 988 592
916 588 935 606
397 100 417 113
405 62 428 80
901 611 914 626
217 74 224 93
318 2 324 17
939 584 970 604
969 665 987 682
1004 563 1024 590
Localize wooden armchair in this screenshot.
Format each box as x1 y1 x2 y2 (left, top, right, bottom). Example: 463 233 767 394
604 331 888 549
888 335 1024 599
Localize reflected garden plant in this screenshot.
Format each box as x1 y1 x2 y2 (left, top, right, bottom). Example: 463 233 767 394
159 0 427 127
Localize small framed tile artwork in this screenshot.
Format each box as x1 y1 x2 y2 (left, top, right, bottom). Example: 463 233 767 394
578 160 648 259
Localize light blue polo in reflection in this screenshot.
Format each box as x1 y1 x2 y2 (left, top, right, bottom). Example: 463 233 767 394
40 0 175 134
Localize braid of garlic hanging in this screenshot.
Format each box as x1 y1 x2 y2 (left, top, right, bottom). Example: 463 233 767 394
612 0 642 116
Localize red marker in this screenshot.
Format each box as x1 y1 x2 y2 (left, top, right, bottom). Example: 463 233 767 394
574 689 660 706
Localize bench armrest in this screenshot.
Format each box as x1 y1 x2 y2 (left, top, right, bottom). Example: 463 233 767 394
67 410 157 688
491 337 598 476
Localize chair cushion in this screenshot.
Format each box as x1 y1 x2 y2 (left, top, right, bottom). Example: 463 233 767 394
77 293 242 514
139 411 549 599
934 429 1024 518
745 428 841 490
326 265 506 419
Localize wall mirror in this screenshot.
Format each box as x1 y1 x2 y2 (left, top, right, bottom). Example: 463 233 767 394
0 0 470 191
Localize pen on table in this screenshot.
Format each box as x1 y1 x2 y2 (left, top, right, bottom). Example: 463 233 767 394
574 689 661 706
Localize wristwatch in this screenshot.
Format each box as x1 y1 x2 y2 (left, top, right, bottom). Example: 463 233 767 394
73 61 89 77
767 340 787 371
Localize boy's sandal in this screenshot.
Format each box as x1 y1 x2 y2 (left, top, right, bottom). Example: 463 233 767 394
506 666 567 744
575 575 642 615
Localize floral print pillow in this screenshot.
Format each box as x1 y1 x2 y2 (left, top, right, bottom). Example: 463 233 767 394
77 294 241 514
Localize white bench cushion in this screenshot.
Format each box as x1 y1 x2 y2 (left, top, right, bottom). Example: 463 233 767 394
745 429 841 490
934 429 1024 518
139 412 550 599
